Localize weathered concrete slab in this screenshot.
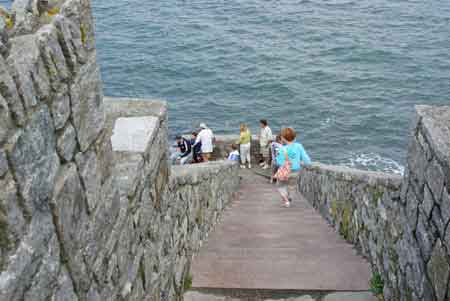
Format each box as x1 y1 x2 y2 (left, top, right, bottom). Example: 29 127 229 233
111 116 158 152
190 170 372 292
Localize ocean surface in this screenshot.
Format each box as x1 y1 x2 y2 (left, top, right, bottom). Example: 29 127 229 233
3 0 450 174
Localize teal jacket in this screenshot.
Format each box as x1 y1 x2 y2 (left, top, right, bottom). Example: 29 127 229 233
276 142 311 172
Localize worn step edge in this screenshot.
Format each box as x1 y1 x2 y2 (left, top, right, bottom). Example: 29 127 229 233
184 288 378 301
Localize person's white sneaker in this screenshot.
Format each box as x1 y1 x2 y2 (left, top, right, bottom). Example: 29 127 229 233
259 162 265 167
262 164 269 170
240 165 246 169
248 164 252 169
284 201 291 208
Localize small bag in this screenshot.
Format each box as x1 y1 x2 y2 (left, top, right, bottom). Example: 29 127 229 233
274 150 291 181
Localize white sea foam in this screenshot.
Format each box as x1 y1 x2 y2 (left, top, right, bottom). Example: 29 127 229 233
342 153 404 175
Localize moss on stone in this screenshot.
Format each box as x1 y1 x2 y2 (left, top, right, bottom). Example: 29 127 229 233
370 273 384 299
0 8 14 29
339 202 353 240
372 188 385 205
80 23 87 44
47 7 60 16
183 273 193 291
0 207 10 252
330 200 338 220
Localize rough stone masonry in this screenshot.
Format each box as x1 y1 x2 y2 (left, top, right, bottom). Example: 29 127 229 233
298 105 450 301
0 1 239 300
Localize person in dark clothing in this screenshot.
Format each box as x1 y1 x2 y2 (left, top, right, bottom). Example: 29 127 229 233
190 132 202 163
172 135 192 165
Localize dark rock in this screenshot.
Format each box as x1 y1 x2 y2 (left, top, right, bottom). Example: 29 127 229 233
69 56 105 152
8 106 60 211
0 56 25 125
56 123 77 162
8 34 51 108
427 240 449 301
0 149 8 177
51 88 71 130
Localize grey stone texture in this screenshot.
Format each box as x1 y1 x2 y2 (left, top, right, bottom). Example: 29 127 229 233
298 105 450 301
184 290 377 301
0 2 240 300
0 1 448 300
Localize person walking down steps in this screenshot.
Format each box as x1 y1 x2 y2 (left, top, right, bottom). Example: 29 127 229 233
259 119 273 169
238 123 252 169
275 127 311 208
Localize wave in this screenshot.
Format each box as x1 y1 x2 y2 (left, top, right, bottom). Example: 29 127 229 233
340 153 404 175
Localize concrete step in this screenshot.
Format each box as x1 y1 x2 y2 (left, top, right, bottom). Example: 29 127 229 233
190 169 373 294
184 289 378 301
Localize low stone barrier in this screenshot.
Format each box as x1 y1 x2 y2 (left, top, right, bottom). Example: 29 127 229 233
298 105 450 301
298 162 403 297
106 98 240 300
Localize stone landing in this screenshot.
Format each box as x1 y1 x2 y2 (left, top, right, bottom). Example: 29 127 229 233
185 169 376 301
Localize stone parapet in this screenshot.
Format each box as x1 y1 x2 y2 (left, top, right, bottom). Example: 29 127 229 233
298 105 450 301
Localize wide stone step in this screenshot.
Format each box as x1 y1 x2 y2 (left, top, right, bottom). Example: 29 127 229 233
185 289 378 301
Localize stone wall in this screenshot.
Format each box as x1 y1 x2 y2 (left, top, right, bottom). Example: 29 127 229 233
0 1 240 300
106 97 240 300
298 105 450 301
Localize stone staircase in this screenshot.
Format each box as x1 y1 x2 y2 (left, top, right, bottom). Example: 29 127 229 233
184 169 378 301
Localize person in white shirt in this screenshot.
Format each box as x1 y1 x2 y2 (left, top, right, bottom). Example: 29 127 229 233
194 123 214 162
259 119 273 169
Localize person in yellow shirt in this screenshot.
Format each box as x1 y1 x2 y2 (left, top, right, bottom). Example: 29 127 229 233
238 123 252 169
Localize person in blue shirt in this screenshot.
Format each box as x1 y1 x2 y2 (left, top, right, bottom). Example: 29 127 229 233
276 127 311 207
227 144 240 162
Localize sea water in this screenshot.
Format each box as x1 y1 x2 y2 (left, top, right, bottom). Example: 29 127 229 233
3 0 450 174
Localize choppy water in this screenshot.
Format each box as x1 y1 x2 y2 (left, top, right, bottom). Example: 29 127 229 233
4 0 450 174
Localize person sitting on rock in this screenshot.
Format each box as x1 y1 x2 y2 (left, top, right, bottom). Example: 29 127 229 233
171 135 192 165
227 144 240 162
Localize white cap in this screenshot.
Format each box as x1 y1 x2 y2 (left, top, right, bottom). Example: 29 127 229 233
199 123 207 129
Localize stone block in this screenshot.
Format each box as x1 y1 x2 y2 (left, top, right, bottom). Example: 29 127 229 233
416 105 450 168
60 0 96 52
0 56 25 125
427 240 450 301
415 213 436 262
11 0 40 35
0 173 26 269
8 34 51 108
441 189 450 227
0 149 8 177
0 211 56 300
51 88 71 130
54 15 88 71
0 93 12 143
37 24 70 90
425 159 445 202
69 56 105 151
8 106 60 211
51 163 90 293
56 123 77 162
322 292 378 301
111 116 158 153
420 185 435 220
23 235 61 301
406 138 427 198
75 150 101 212
52 266 79 301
